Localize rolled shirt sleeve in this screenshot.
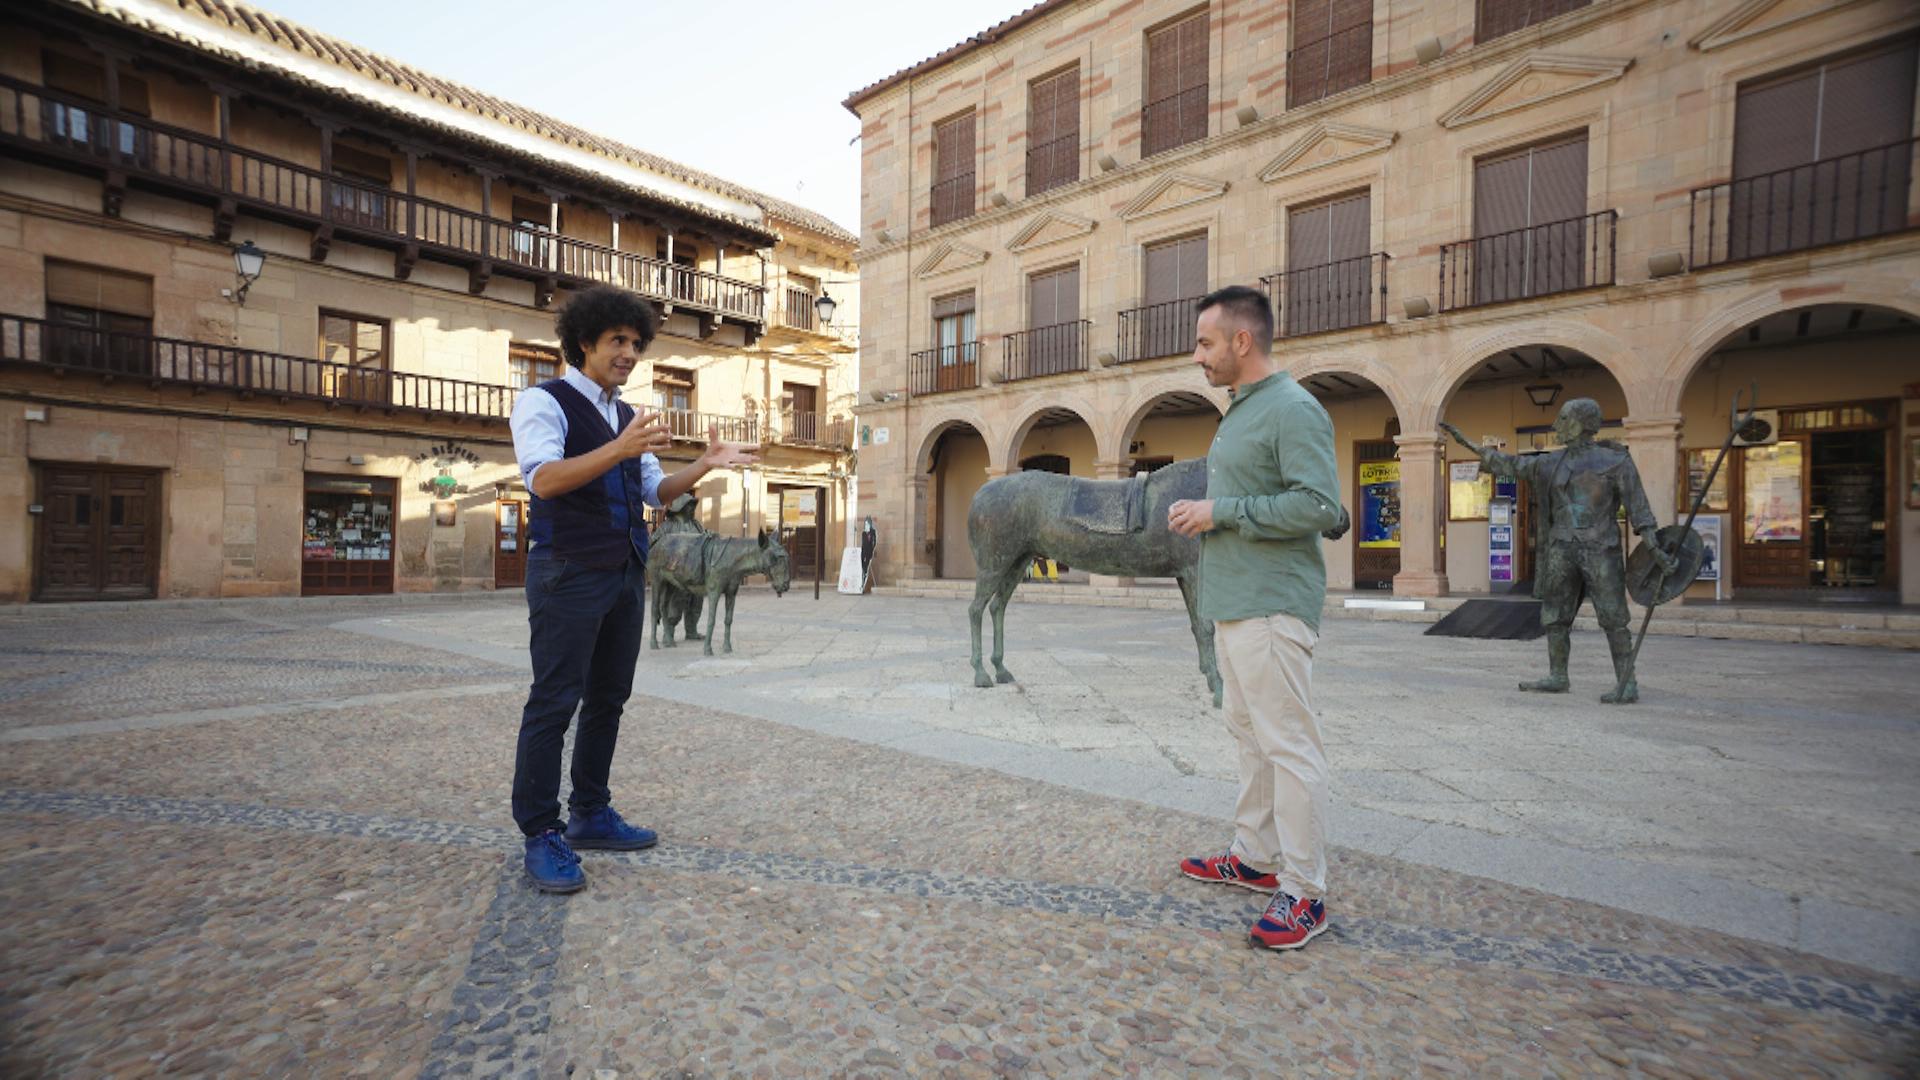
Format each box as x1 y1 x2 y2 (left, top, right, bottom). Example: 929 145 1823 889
638 452 664 509
510 387 565 492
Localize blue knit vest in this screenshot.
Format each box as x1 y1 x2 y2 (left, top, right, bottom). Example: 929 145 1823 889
526 379 650 569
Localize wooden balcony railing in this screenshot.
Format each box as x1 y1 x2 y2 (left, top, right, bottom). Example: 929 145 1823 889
780 411 850 448
1261 253 1390 338
1117 296 1203 363
1439 210 1617 313
656 407 758 445
1003 321 1089 382
783 287 817 331
0 76 765 323
0 313 516 418
1689 138 1918 270
908 343 980 397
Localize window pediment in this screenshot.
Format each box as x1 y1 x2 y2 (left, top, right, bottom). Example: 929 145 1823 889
1437 53 1632 130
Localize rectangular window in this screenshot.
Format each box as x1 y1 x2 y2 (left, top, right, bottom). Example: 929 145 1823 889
509 194 557 267
929 291 978 393
1020 265 1083 379
786 272 819 330
931 111 977 227
1284 191 1371 335
330 141 392 229
1290 0 1372 108
1729 38 1918 260
1143 12 1208 157
1139 233 1207 359
1026 66 1080 197
40 50 150 162
652 366 694 413
1477 0 1590 44
1471 134 1589 304
318 310 391 404
507 342 561 391
44 260 154 374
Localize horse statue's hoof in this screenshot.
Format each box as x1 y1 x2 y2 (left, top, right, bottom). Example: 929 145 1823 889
973 671 994 689
994 670 1015 685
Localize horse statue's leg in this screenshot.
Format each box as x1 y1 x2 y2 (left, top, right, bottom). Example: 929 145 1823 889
722 586 737 654
648 581 661 650
1177 572 1223 708
967 574 1000 689
683 597 702 641
987 571 1021 684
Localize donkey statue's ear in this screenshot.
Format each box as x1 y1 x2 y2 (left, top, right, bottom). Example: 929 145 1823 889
757 528 769 549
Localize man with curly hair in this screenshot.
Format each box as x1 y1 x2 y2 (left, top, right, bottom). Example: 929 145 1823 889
508 284 759 893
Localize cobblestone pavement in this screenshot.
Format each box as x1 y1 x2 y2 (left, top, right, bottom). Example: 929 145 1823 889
1 595 1916 1076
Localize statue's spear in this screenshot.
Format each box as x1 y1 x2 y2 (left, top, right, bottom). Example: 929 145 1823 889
1625 385 1760 669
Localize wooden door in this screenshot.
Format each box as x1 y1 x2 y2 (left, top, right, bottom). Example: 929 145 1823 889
1735 438 1809 587
35 465 158 601
495 500 527 588
777 488 820 580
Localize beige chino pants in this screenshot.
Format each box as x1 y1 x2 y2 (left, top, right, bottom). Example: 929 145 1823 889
1214 613 1328 900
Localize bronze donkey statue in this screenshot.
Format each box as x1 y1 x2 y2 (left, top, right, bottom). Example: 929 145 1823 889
965 457 1348 708
648 528 793 655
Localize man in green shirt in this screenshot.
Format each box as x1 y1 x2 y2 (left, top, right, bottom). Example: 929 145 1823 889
1168 285 1344 951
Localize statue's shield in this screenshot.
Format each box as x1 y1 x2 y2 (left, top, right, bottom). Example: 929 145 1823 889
1627 524 1706 607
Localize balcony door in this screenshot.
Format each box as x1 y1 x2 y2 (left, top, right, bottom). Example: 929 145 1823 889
329 142 393 230
319 311 391 404
510 195 557 270
1729 40 1918 261
783 382 819 443
1286 192 1370 336
1142 232 1206 359
1736 439 1810 588
34 465 160 602
932 292 977 392
1025 265 1081 378
1472 134 1588 305
44 261 153 376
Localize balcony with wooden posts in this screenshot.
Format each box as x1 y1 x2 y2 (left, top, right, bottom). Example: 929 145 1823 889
1437 210 1617 313
1688 138 1918 270
777 410 852 450
0 76 768 335
1117 296 1203 363
656 407 759 445
1003 321 1090 382
1261 253 1390 338
908 342 980 397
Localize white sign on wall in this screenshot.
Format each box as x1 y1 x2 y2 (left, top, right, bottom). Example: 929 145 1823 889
873 427 890 445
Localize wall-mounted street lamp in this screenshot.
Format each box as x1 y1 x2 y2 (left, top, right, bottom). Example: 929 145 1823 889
814 290 837 327
230 240 266 305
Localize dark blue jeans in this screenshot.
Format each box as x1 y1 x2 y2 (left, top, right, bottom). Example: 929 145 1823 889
511 549 646 836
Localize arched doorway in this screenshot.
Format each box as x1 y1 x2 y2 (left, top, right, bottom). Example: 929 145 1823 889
1116 390 1221 477
1436 345 1628 595
919 421 991 580
1299 371 1402 591
1677 303 1915 601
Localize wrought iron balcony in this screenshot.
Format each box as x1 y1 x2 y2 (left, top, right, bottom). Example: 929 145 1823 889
908 343 980 397
1 313 515 419
1689 138 1917 270
1003 321 1089 382
929 172 975 228
1261 253 1390 338
1141 84 1207 158
1438 210 1617 313
0 76 765 324
782 287 817 331
1117 296 1202 363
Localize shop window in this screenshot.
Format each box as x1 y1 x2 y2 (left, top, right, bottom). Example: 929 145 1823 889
302 473 396 596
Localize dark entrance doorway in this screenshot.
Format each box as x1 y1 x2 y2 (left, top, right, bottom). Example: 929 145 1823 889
34 464 160 601
1733 400 1897 596
495 499 527 588
774 485 824 580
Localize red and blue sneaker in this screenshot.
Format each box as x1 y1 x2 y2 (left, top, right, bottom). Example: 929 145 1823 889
1249 891 1328 951
1179 851 1280 892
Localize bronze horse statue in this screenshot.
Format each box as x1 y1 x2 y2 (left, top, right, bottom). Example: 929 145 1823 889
966 458 1347 707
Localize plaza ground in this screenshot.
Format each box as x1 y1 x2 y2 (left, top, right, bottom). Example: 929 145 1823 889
0 589 1915 1076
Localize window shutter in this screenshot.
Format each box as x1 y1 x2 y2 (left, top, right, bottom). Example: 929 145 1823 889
1145 14 1208 156
1143 240 1180 306
1028 67 1079 195
45 261 153 317
1818 40 1919 160
932 291 975 320
1029 265 1080 328
1478 0 1589 43
932 112 976 225
1473 151 1532 238
1291 0 1371 108
1029 272 1057 330
1328 0 1373 96
1288 203 1333 272
1734 71 1821 179
1529 136 1589 225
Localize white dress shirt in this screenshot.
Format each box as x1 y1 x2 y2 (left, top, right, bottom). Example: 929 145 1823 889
510 365 664 507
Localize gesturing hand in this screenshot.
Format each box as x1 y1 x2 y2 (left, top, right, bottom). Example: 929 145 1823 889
700 420 762 469
613 410 673 459
1167 498 1216 538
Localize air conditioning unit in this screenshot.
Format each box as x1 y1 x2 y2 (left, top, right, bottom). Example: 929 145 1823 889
1731 408 1780 447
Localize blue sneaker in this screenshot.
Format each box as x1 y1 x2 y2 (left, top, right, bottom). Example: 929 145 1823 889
523 829 585 893
564 806 658 851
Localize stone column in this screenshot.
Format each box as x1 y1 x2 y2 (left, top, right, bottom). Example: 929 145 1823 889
1621 414 1684 531
906 473 933 580
1089 460 1136 589
1391 434 1450 597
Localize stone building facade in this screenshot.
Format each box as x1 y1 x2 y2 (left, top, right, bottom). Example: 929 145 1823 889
0 0 859 602
845 0 1919 606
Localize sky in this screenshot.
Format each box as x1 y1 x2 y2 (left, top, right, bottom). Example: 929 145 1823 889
257 0 1035 234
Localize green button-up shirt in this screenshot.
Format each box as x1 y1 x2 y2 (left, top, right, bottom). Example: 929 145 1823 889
1199 371 1344 628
